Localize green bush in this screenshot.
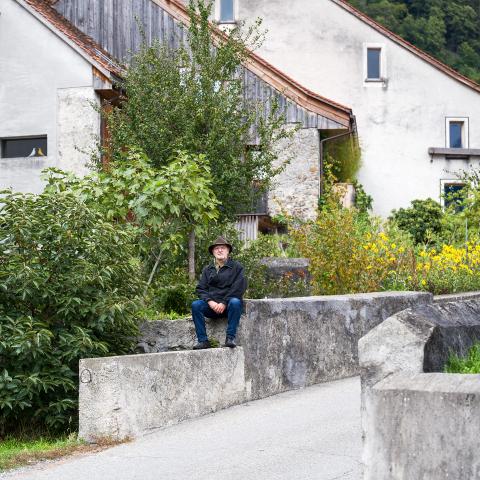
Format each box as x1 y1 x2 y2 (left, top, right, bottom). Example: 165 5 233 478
389 198 444 245
0 191 144 434
444 343 480 374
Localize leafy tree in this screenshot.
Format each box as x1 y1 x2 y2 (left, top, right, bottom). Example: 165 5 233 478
0 191 144 433
45 148 219 283
105 0 289 219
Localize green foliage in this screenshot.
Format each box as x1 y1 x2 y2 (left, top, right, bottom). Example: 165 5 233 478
0 433 83 471
45 149 218 262
235 234 308 299
324 136 362 183
348 0 480 83
105 0 291 219
389 198 444 245
445 343 480 374
145 270 197 316
0 191 144 433
352 180 373 215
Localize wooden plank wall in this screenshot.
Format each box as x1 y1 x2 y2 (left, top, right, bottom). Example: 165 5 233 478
53 0 345 137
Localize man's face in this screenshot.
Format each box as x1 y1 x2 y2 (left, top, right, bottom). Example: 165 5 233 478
212 244 229 262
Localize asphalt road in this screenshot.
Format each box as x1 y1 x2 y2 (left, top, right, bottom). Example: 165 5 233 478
3 376 361 480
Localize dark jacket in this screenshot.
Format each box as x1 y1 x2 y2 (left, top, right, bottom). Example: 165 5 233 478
196 258 247 304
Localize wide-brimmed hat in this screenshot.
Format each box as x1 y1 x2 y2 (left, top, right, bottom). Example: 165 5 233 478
208 236 233 255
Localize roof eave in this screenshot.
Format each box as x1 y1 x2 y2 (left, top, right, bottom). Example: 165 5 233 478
330 0 480 94
15 0 115 82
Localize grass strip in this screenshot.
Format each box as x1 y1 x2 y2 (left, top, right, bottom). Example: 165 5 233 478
444 342 480 374
0 434 125 472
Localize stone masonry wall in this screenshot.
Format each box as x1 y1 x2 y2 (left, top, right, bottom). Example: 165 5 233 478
268 126 319 221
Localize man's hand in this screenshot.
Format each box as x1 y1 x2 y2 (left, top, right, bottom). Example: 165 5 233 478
208 300 226 314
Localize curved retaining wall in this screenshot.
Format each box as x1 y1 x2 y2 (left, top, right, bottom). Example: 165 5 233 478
79 291 431 441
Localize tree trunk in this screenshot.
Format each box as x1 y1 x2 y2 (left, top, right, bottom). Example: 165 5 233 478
188 229 196 282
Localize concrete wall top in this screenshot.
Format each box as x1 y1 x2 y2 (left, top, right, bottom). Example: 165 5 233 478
359 298 480 389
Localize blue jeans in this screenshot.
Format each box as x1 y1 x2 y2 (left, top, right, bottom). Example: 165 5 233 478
191 298 242 342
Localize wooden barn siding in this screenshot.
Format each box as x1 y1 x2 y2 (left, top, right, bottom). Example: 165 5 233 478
54 0 344 134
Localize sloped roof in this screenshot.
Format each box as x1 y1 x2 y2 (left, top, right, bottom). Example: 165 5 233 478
331 0 480 94
16 0 124 79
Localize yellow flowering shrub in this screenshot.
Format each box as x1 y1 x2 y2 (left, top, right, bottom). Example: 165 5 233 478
291 199 480 295
291 201 414 295
415 243 480 294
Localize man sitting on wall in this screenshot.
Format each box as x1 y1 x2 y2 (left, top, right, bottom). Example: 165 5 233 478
192 236 247 350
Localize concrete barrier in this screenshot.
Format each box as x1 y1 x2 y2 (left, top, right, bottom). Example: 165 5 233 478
79 348 245 442
139 291 431 400
365 373 480 479
359 299 480 479
80 291 431 442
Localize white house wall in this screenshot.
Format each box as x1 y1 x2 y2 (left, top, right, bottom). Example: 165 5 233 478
238 0 480 217
0 0 99 193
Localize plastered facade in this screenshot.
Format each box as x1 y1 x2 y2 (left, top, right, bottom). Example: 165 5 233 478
0 0 99 193
237 0 480 217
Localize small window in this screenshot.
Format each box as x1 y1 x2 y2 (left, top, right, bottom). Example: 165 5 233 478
441 180 466 212
446 117 468 149
449 122 464 148
1 136 47 158
367 48 381 80
219 0 234 23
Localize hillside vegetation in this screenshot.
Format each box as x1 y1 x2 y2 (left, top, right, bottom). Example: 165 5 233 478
349 0 480 83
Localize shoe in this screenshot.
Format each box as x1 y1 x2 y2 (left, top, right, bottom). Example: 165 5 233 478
193 340 211 350
225 336 236 348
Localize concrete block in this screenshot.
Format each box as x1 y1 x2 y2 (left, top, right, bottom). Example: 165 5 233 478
359 299 480 391
360 298 480 479
364 373 480 480
79 348 246 442
242 291 431 400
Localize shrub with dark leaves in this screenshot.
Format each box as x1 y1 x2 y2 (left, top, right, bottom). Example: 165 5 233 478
0 191 144 434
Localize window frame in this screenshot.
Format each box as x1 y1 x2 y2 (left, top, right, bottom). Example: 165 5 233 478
445 117 469 149
215 0 237 24
0 135 48 159
440 178 466 210
363 43 387 85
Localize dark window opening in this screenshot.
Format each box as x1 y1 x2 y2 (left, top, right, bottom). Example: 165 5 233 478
444 183 465 212
1 136 47 158
220 0 234 22
367 48 381 80
449 122 463 148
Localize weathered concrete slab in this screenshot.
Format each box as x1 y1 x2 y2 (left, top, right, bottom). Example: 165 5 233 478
359 298 480 479
242 291 431 399
359 299 480 390
79 348 245 442
138 292 431 401
138 317 227 353
365 373 480 480
434 290 480 304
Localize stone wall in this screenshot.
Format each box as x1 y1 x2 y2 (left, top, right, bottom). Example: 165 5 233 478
79 348 246 442
359 299 480 479
81 291 432 442
267 126 320 221
138 291 431 400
